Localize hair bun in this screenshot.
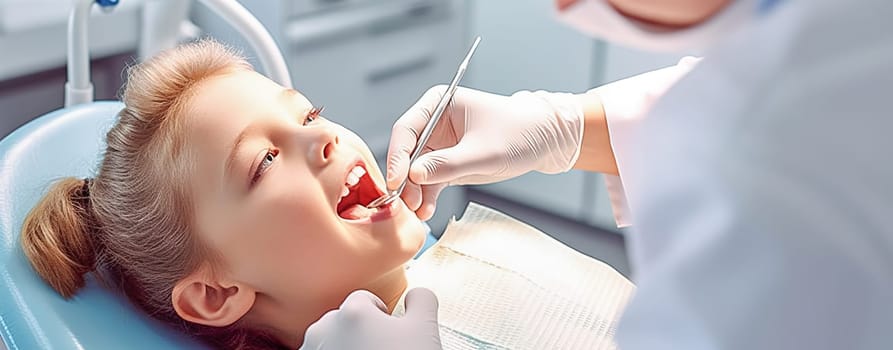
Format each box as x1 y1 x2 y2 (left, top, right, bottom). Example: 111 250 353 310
20 177 99 298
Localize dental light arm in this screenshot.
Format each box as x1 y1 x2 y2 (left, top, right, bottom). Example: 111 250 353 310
65 0 292 107
197 0 292 88
65 0 102 107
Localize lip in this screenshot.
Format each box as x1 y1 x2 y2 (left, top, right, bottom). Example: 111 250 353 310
337 198 401 224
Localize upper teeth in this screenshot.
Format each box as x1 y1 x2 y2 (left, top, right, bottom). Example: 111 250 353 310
341 165 367 198
346 166 366 186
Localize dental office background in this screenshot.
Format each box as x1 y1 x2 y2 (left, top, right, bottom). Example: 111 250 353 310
0 0 683 332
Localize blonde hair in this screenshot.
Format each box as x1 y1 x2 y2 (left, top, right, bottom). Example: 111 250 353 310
21 39 285 349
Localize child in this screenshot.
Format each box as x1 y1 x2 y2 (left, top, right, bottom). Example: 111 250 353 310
21 39 428 349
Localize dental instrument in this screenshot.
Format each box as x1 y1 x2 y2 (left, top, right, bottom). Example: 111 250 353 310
366 36 481 209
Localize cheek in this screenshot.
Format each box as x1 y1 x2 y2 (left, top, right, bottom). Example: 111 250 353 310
226 179 345 287
329 124 374 160
263 184 342 261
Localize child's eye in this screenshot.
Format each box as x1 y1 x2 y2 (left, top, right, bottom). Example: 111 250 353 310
251 149 279 186
304 106 324 126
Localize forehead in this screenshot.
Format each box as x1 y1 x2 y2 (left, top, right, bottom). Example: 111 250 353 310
187 70 310 133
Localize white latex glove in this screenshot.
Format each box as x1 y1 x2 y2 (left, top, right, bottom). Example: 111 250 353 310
387 85 585 220
300 288 442 350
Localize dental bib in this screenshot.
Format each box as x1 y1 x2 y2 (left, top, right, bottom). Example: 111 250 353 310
394 203 635 350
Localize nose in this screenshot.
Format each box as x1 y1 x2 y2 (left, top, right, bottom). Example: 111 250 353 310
555 0 578 11
306 126 340 168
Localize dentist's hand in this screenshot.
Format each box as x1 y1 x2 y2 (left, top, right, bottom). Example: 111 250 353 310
301 288 442 350
387 86 585 220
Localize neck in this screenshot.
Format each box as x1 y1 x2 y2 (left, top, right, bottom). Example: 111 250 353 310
363 265 409 313
261 265 410 348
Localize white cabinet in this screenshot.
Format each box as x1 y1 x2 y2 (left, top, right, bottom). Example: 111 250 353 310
287 0 465 153
464 0 599 94
465 0 600 222
478 171 589 220
0 0 142 81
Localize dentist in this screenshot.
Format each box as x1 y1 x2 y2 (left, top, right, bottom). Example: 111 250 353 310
302 0 893 349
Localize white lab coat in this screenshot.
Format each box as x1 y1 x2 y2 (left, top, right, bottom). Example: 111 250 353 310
594 0 893 348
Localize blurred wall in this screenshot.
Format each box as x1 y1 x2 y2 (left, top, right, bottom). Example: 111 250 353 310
0 54 130 137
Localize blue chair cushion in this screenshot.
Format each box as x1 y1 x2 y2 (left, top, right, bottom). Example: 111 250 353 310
0 101 438 349
0 102 210 349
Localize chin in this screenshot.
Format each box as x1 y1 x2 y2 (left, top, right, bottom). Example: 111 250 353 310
390 204 429 261
402 216 428 257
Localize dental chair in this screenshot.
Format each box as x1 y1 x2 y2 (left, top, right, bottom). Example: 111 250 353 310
0 101 213 349
0 1 436 349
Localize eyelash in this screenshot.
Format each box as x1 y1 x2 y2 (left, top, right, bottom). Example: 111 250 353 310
251 149 279 186
249 106 323 187
304 106 323 126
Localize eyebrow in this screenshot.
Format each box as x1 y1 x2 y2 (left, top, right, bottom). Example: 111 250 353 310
225 127 252 181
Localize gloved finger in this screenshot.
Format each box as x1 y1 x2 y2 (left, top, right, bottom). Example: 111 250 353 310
387 85 449 190
402 288 440 323
301 308 339 349
400 181 423 212
409 141 496 185
340 289 389 316
416 183 448 221
386 122 419 191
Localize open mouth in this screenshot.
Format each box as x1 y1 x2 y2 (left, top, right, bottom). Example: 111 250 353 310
336 161 386 220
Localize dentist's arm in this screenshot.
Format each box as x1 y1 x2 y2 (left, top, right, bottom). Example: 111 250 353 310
386 58 700 222
572 92 618 174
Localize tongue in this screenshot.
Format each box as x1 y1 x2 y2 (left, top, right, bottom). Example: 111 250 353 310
340 204 374 220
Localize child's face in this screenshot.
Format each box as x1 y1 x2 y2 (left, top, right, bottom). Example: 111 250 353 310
183 70 426 314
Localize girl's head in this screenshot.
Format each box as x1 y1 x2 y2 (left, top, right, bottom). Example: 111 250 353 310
20 40 427 349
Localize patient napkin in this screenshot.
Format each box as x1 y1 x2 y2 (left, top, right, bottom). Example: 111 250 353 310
394 203 635 350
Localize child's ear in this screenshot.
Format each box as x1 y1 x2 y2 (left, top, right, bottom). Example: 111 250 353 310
171 264 256 327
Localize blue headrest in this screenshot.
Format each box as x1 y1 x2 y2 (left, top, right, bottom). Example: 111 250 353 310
0 102 210 349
